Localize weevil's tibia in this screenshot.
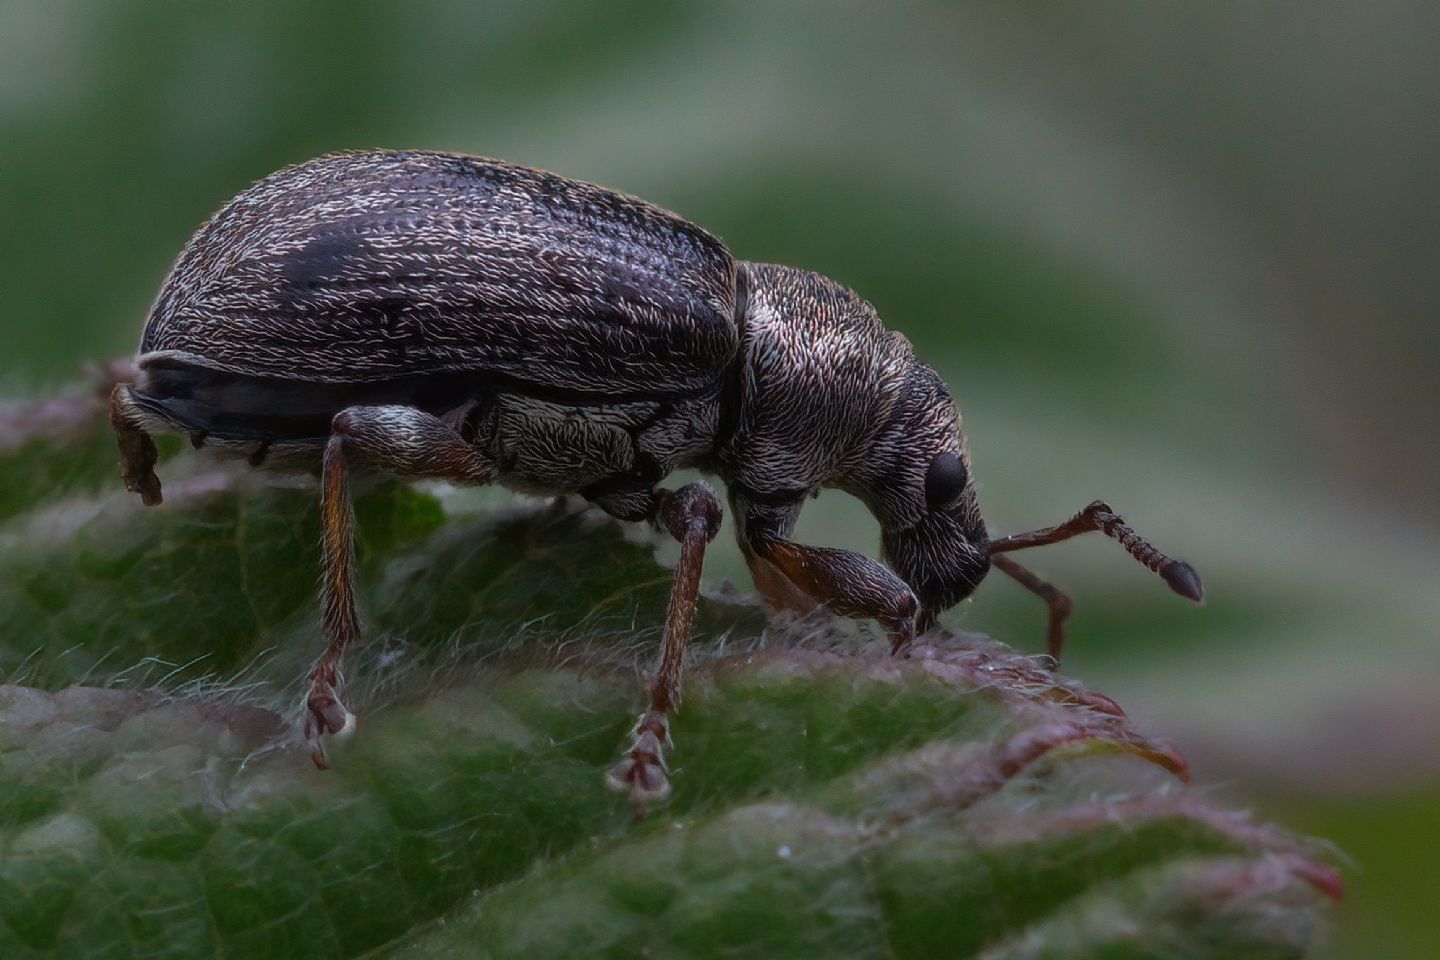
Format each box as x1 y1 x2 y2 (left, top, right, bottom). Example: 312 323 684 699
306 404 495 768
987 500 1204 662
307 429 359 767
989 554 1074 662
606 481 722 818
109 384 163 506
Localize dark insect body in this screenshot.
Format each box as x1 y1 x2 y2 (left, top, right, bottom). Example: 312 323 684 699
110 151 1203 812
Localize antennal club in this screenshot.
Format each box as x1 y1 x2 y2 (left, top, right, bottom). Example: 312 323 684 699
987 501 1204 663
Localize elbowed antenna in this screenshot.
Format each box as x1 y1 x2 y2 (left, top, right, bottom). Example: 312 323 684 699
986 500 1204 662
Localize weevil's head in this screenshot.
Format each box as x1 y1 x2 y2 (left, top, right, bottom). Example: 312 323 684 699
850 360 990 631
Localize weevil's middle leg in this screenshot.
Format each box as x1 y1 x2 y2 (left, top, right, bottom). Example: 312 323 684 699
605 481 722 818
307 404 494 768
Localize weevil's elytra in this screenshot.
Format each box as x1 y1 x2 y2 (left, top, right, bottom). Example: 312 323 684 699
110 150 1203 814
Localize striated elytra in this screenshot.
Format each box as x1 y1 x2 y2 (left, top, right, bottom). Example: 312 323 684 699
109 150 1203 812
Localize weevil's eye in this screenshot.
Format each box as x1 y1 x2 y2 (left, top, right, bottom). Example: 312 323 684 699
925 452 968 510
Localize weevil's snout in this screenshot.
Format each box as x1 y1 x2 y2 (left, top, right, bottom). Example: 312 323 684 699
881 506 990 633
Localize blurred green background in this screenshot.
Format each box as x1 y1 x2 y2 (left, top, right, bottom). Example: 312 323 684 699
1 2 1435 956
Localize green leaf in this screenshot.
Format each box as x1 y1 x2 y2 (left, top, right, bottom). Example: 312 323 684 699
0 387 1339 958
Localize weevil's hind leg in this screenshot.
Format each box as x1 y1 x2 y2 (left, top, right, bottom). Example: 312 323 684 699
109 384 163 506
990 554 1074 663
307 404 495 768
308 433 359 768
605 482 722 818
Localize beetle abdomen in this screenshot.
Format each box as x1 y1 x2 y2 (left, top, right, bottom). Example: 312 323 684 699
140 151 739 397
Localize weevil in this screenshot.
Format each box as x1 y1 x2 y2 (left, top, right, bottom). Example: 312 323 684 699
109 150 1203 810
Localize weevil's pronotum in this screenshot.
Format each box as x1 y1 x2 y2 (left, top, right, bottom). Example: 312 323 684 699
110 151 1203 809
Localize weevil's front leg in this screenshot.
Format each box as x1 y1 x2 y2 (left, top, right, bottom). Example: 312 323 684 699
109 384 162 506
308 404 494 768
750 536 919 653
739 541 825 618
736 502 918 653
605 482 722 817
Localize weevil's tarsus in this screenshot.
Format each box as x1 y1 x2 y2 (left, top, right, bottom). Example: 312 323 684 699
606 481 721 817
109 383 163 506
306 404 496 768
303 678 352 769
607 709 673 820
888 615 917 656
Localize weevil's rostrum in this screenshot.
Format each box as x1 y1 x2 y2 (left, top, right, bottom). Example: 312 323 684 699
111 150 1203 813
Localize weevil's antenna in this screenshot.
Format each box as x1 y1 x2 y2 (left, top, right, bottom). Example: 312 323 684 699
988 500 1204 604
986 501 1202 663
